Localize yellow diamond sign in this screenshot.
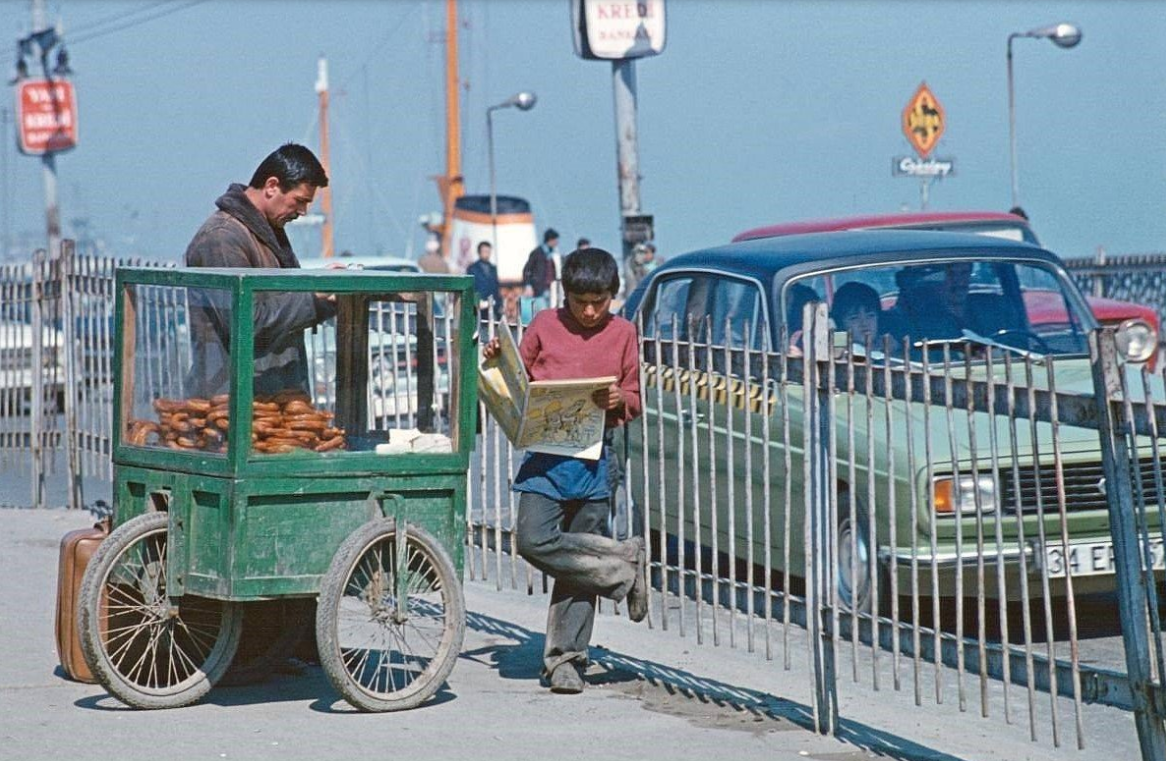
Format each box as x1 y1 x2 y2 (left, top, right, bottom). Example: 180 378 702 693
902 82 944 158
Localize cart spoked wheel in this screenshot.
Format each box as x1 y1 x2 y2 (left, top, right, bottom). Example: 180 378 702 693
77 512 243 709
317 518 465 712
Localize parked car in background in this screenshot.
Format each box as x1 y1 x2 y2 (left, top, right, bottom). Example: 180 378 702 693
0 320 66 412
623 229 1158 611
733 211 1160 364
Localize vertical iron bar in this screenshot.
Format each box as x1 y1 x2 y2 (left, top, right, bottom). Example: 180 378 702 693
1090 330 1166 760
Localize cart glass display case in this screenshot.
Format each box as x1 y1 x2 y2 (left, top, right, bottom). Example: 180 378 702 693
115 268 474 474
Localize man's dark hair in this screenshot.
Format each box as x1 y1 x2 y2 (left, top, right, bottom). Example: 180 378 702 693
249 143 329 191
562 247 619 296
477 240 491 254
544 227 559 243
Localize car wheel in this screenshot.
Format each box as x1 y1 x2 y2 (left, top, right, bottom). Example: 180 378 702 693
836 490 890 616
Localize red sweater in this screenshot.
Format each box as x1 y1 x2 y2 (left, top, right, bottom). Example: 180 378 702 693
518 307 642 428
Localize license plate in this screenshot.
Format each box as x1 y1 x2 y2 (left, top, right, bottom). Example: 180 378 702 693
1045 538 1166 578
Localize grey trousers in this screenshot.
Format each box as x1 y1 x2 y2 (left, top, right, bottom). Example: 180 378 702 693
515 491 638 676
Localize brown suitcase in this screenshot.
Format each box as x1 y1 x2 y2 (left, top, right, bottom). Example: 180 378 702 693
55 519 110 683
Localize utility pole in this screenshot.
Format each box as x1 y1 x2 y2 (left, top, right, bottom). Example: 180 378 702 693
315 56 334 258
612 59 640 263
30 0 60 259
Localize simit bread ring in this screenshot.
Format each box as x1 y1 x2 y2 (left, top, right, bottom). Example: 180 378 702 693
314 435 345 452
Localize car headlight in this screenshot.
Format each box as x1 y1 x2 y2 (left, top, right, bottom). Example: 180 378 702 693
933 474 996 515
1115 318 1157 363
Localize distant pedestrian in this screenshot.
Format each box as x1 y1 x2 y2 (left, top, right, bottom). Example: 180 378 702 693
521 227 560 319
622 241 661 298
466 240 501 320
418 236 449 274
576 237 591 250
523 228 559 299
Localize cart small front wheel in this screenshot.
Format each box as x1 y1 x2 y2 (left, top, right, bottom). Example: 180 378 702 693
317 517 465 712
77 511 243 709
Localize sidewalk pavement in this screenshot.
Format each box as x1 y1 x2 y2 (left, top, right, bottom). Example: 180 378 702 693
0 506 1136 761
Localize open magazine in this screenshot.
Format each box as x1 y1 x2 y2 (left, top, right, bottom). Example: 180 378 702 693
477 325 615 460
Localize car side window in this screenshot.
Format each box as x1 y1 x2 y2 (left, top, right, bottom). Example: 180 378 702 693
709 277 765 350
644 276 694 341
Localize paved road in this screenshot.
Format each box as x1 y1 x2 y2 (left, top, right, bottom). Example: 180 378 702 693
0 506 1148 761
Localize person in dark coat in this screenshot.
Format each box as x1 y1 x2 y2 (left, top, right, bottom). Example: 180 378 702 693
184 143 335 397
466 240 501 320
522 227 560 299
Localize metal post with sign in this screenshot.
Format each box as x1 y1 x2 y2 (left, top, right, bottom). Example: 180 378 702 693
893 82 952 210
11 0 77 262
571 0 665 266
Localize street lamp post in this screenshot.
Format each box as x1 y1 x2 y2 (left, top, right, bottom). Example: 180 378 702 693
1007 22 1081 209
486 91 537 257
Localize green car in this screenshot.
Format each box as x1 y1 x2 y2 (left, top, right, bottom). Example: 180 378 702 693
622 229 1159 612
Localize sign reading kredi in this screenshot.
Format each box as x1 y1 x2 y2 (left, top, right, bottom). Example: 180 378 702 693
15 78 78 155
572 0 667 61
901 81 943 158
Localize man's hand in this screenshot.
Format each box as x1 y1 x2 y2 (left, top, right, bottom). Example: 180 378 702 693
591 383 623 411
482 337 501 360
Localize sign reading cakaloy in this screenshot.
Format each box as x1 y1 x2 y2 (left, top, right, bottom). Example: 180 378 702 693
572 0 666 61
15 78 78 155
901 82 944 158
893 81 954 183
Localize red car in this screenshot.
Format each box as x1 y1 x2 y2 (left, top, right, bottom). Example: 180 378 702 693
733 211 1159 364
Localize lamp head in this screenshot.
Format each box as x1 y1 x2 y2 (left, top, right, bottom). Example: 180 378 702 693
512 91 537 111
1029 22 1082 48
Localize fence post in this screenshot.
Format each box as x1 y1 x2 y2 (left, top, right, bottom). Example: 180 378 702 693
1090 329 1166 761
803 301 838 734
29 248 46 508
60 240 82 511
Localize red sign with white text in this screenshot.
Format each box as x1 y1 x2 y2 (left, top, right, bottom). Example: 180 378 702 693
16 79 78 155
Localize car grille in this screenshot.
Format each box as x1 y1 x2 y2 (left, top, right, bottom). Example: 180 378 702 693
1000 459 1165 514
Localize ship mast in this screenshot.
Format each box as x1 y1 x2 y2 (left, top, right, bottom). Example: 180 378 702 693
434 0 464 261
316 56 335 258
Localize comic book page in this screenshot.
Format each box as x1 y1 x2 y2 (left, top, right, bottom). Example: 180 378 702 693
477 327 526 444
518 376 616 460
476 326 616 460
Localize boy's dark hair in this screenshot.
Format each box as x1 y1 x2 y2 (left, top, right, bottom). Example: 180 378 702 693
477 240 491 254
562 247 620 296
249 143 329 191
831 282 880 320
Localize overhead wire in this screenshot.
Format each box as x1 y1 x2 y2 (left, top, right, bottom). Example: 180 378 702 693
69 0 208 46
67 1 176 37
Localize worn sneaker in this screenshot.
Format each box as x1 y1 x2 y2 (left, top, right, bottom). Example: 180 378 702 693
549 662 585 694
626 538 648 623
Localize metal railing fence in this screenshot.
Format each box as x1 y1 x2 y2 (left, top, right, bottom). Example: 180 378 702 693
9 245 1166 758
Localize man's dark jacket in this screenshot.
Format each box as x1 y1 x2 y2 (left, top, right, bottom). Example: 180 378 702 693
184 183 334 396
522 244 555 297
467 258 501 315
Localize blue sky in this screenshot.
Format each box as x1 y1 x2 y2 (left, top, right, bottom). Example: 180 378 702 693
2 1 1163 265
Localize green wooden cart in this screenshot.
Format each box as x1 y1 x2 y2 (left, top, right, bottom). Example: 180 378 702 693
77 266 478 712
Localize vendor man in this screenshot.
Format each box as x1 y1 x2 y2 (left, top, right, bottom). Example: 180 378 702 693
184 143 336 396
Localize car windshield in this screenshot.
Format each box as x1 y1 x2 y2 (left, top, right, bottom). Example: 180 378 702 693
780 259 1093 360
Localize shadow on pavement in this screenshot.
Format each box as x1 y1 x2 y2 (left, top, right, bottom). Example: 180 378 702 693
461 609 969 761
